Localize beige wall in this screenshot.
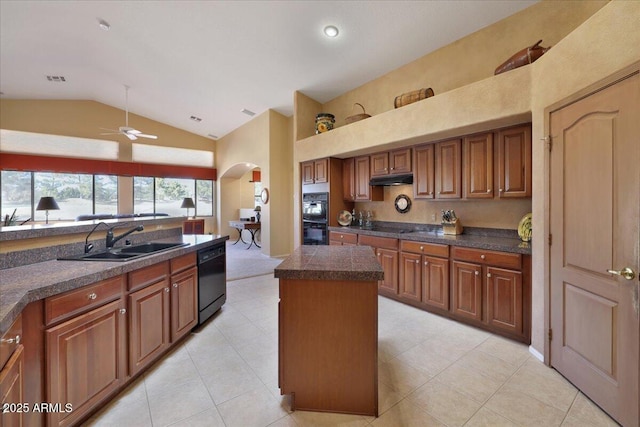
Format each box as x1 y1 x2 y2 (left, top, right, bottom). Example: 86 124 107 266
216 110 293 257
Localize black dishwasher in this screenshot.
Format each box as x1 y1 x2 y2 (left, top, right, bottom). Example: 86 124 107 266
197 243 226 325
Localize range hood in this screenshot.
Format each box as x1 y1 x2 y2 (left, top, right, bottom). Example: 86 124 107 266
369 173 414 186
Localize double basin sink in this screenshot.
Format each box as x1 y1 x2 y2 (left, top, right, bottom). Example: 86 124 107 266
60 242 189 262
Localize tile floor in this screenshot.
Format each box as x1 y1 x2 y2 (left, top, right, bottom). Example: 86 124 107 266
86 274 618 427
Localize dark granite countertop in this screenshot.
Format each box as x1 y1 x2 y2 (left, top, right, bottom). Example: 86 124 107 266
329 224 531 255
275 245 384 282
0 234 229 336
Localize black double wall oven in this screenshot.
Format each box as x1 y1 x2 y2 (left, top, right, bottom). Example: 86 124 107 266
302 192 329 245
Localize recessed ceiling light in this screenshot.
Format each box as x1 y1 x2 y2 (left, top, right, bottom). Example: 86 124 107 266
46 75 66 82
207 134 218 139
98 19 111 31
241 108 255 117
323 25 339 38
190 115 202 122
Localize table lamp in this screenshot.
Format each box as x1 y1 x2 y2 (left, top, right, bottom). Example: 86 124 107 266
36 196 60 224
254 206 261 222
181 197 195 218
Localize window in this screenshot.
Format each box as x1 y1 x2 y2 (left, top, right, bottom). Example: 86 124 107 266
134 177 214 217
95 175 118 215
1 171 31 224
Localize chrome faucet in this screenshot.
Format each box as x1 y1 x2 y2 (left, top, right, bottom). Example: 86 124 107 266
106 224 144 249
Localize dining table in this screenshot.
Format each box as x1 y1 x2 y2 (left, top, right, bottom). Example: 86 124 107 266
228 220 261 249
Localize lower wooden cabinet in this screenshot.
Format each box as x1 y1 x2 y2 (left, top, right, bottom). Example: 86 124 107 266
329 231 357 246
486 266 523 336
183 219 205 234
376 248 399 295
1 341 24 427
46 298 127 427
399 252 421 302
422 256 450 311
128 277 171 376
170 265 198 342
451 261 483 322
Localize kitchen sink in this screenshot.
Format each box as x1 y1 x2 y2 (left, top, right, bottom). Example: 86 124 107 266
120 242 188 253
58 241 189 262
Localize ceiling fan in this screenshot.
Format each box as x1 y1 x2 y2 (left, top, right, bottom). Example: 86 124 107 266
100 85 157 140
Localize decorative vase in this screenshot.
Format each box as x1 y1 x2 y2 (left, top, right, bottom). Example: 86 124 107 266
315 113 335 134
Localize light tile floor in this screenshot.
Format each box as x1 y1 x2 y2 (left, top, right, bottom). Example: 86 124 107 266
86 274 619 427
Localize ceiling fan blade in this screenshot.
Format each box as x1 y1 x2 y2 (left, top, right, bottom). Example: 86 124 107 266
99 127 119 132
136 133 158 139
99 132 121 136
127 128 142 135
125 133 138 141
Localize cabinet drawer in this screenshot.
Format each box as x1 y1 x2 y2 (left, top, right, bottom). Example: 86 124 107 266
128 261 170 292
171 252 196 274
45 275 125 326
358 234 398 250
400 240 449 258
451 247 521 270
329 231 357 244
0 314 22 368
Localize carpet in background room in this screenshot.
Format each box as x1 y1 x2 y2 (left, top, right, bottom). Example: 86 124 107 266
225 240 283 281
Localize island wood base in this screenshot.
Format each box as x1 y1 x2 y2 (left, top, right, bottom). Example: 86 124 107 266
278 278 378 417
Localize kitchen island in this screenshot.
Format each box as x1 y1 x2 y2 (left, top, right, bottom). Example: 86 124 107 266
275 245 384 417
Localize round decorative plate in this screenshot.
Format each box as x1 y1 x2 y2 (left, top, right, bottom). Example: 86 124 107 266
394 194 412 214
518 213 532 242
337 210 352 226
260 188 269 204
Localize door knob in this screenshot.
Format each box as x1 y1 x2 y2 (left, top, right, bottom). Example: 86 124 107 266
607 267 636 281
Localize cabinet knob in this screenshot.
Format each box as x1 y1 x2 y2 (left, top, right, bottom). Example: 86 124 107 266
475 271 480 276
119 308 127 315
340 235 344 238
499 188 504 192
429 192 433 195
173 283 178 288
377 252 381 256
424 261 429 266
415 260 420 264
487 189 492 193
165 287 170 293
390 167 394 170
1 335 20 344
480 255 486 260
487 273 492 278
88 292 97 300
420 246 424 251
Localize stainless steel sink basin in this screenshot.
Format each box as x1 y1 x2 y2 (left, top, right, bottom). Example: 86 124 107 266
58 241 189 262
120 242 188 254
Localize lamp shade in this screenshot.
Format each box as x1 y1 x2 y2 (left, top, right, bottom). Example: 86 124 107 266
36 196 60 211
254 206 261 212
180 197 195 209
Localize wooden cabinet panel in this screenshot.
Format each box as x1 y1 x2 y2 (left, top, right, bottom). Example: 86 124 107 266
414 144 435 199
329 231 357 245
170 252 196 275
128 278 170 376
358 234 398 250
422 256 449 311
451 261 483 322
498 124 532 198
376 248 399 295
399 252 421 302
486 267 523 335
0 314 22 369
435 139 462 199
342 158 356 201
46 299 126 427
451 246 521 270
170 266 198 342
400 240 449 258
390 148 412 174
314 158 329 183
354 156 383 201
301 161 315 184
45 275 125 326
370 152 389 177
0 345 24 427
183 219 204 235
464 132 494 198
128 262 169 292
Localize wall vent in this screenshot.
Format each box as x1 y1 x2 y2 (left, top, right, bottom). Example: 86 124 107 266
190 115 202 122
46 75 66 82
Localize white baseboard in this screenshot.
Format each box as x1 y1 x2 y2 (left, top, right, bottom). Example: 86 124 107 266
529 345 544 362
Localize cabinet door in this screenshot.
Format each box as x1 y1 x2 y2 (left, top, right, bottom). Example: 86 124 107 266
422 256 449 311
486 267 523 335
399 252 421 302
129 279 170 376
376 248 399 295
342 158 356 201
314 159 329 183
46 299 127 427
390 148 412 174
354 156 371 200
370 152 389 176
464 133 493 198
1 345 24 427
451 261 482 321
170 266 198 342
497 125 532 198
301 161 315 185
435 139 462 199
414 144 435 199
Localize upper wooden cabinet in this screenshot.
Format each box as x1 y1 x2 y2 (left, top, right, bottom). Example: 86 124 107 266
302 158 329 185
463 132 494 199
414 143 435 199
342 158 356 202
353 156 383 201
435 139 462 199
370 148 412 176
497 124 532 198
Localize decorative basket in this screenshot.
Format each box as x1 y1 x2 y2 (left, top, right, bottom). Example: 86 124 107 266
394 88 434 109
345 103 371 125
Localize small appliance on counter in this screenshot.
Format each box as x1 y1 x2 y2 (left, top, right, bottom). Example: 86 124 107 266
441 209 463 235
